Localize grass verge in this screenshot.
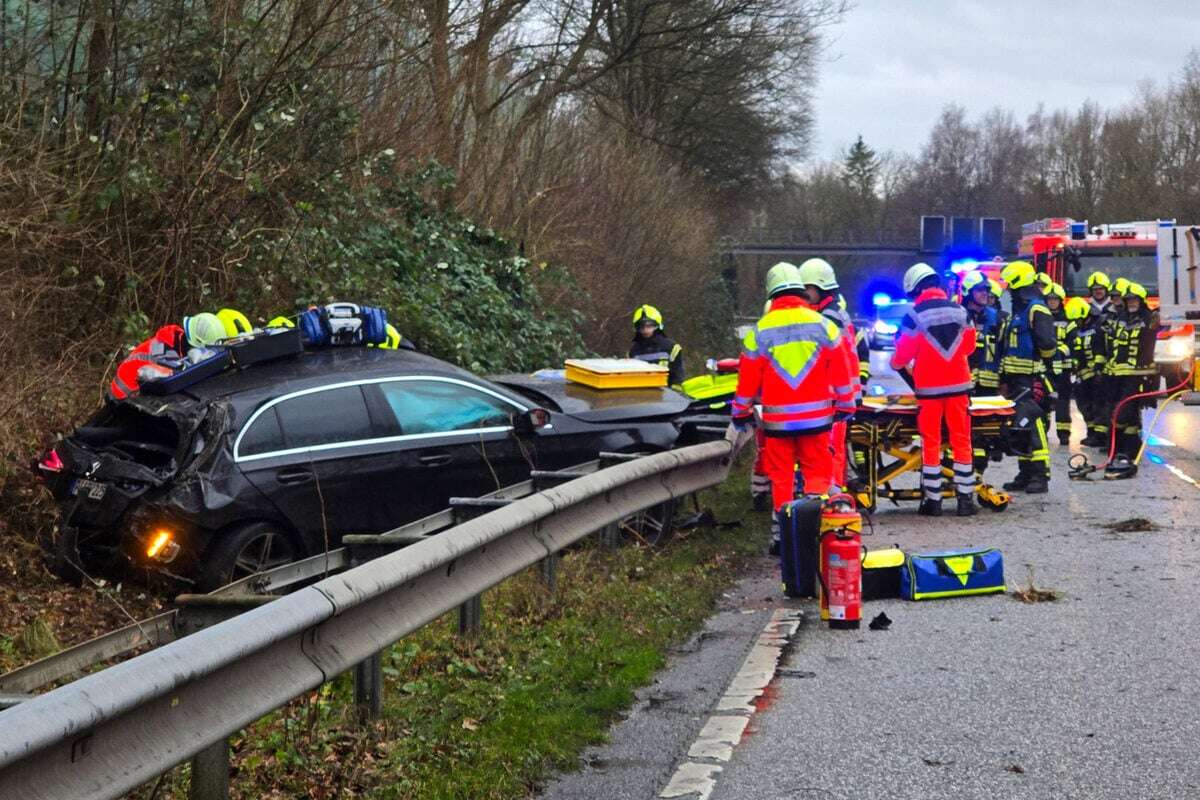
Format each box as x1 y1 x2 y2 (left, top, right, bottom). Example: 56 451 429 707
131 462 767 799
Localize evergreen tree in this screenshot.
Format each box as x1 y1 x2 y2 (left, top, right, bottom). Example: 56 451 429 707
843 135 880 197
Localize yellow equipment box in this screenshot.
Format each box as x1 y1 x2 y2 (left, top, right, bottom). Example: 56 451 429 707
564 358 669 389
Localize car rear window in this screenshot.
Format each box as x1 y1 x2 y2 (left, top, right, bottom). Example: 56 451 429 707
378 380 515 435
276 385 375 448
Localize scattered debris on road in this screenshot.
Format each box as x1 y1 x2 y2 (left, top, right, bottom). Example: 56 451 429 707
1011 568 1062 603
868 612 892 630
1102 518 1159 533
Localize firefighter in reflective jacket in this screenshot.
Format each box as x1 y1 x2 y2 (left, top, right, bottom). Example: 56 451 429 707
629 305 685 385
797 258 862 490
960 272 1000 393
108 313 226 400
732 262 856 548
1105 283 1158 460
997 262 1058 494
1065 297 1105 446
891 263 978 517
1045 283 1075 445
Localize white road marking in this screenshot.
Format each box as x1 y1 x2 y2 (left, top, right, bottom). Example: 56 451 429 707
658 608 802 798
660 763 723 800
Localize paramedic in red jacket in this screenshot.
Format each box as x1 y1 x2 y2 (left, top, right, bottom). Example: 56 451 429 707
732 262 857 552
797 258 862 491
890 263 978 517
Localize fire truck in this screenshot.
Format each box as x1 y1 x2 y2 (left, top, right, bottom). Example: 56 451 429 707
1019 217 1195 386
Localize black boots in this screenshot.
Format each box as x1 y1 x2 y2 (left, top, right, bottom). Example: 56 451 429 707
956 494 979 516
1002 472 1032 491
918 498 942 517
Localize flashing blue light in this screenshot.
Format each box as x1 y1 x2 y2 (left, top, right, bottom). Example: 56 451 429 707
872 292 893 307
873 319 898 335
1146 453 1165 465
949 258 979 274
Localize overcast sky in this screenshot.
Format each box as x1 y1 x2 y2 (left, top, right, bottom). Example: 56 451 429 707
812 0 1200 162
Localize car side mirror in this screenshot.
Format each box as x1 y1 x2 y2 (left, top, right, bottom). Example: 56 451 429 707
512 407 551 434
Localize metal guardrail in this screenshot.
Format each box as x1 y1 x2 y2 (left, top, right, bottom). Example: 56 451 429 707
0 432 746 800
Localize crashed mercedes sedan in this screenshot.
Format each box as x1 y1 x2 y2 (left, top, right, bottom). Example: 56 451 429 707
36 348 695 590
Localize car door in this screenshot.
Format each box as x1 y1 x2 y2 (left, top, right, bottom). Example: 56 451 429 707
362 376 533 523
235 383 406 543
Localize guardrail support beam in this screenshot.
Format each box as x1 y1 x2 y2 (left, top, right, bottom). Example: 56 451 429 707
189 738 230 800
458 595 483 637
539 553 559 593
353 651 384 722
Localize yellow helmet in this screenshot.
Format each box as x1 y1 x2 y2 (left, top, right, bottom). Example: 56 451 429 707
267 315 295 328
988 279 1003 299
797 258 838 290
1065 296 1090 320
182 312 226 347
632 304 664 328
1126 282 1148 300
961 271 988 293
1047 282 1066 300
1087 271 1112 290
380 323 402 349
1000 261 1037 290
765 262 804 298
1113 277 1130 296
217 308 253 338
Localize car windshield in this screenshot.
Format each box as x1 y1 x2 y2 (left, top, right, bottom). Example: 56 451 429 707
1066 253 1158 295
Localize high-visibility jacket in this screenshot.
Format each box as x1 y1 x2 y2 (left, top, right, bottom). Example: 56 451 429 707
1069 320 1103 381
854 327 871 384
890 288 976 398
1049 308 1074 377
629 331 685 385
1107 309 1158 377
732 295 856 435
999 291 1057 378
1100 307 1128 377
109 325 187 400
814 296 863 402
964 302 1000 390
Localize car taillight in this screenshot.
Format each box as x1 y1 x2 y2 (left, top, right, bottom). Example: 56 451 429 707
38 450 65 474
1158 324 1195 340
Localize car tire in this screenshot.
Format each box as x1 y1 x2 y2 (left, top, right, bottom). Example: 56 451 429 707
619 499 676 547
196 522 299 592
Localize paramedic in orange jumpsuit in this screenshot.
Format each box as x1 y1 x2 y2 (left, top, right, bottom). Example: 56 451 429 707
890 263 978 517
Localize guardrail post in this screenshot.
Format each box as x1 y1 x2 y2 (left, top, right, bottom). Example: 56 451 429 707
354 651 383 722
458 595 483 637
539 553 559 593
599 522 621 550
189 738 230 800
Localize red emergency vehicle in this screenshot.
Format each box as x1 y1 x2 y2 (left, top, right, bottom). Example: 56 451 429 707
1018 217 1193 382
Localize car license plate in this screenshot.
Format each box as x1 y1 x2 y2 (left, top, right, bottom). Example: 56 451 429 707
72 479 107 500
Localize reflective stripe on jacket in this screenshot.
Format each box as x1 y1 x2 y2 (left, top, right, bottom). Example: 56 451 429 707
816 296 863 403
890 288 976 399
109 325 186 400
1107 311 1157 377
965 303 1000 389
999 293 1056 378
733 296 856 435
629 332 685 385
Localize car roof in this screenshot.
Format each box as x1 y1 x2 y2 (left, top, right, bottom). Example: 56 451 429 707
183 347 509 408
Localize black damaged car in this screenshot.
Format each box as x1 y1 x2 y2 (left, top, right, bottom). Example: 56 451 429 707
36 348 694 590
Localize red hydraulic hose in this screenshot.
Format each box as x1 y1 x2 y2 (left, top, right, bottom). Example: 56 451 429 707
1102 362 1196 468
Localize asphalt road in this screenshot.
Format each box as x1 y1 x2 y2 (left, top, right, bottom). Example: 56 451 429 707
537 374 1200 800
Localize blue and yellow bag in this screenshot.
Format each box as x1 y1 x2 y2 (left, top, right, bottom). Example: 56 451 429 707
900 548 1005 601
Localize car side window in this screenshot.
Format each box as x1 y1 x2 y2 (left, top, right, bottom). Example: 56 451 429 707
275 385 375 448
378 380 517 435
238 407 285 457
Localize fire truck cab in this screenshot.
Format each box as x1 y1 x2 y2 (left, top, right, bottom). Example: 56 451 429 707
1019 217 1194 386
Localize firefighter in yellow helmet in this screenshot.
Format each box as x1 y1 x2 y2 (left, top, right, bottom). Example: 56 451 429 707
1043 283 1075 445
1101 283 1158 468
629 304 684 385
997 261 1057 493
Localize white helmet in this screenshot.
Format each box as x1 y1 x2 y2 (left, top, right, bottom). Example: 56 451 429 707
797 258 838 290
903 263 938 296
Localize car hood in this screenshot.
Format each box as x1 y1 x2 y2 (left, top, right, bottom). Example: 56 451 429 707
491 373 690 423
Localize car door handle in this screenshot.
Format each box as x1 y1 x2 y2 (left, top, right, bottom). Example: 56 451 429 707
418 453 453 467
276 467 314 485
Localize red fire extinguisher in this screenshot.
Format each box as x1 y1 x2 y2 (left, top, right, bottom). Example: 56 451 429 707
818 494 863 630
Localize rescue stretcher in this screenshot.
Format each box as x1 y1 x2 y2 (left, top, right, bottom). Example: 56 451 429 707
849 395 1014 514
